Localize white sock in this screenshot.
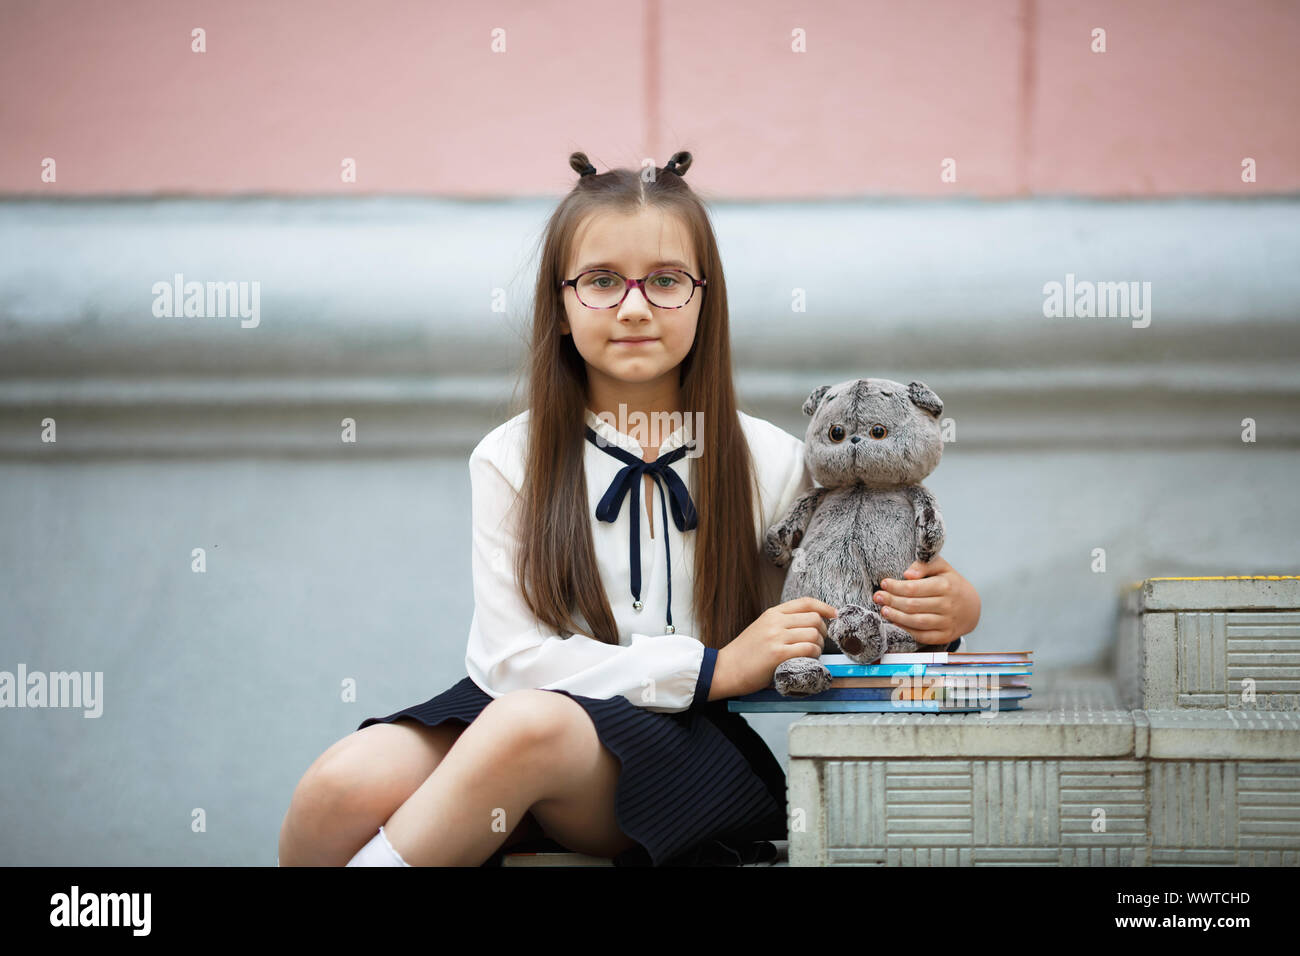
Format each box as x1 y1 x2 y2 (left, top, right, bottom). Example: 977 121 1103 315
345 825 412 867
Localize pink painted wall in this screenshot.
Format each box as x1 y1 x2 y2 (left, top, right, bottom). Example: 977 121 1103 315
2 0 1296 197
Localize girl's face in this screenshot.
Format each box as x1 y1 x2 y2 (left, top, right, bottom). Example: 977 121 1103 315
559 206 701 403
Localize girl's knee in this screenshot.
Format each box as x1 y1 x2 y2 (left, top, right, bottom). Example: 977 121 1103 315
290 733 390 824
477 689 591 757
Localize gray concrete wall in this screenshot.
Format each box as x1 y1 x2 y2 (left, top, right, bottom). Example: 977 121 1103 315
1 197 1297 864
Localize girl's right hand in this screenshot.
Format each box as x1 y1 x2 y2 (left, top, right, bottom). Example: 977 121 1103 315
713 597 838 699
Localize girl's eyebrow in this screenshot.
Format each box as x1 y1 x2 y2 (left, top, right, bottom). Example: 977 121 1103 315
576 259 692 273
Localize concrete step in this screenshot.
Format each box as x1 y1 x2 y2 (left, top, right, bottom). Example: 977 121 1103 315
1118 576 1300 711
786 668 1300 865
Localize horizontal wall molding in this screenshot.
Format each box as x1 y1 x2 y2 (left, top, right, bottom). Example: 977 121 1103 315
1 364 1296 458
2 197 1297 456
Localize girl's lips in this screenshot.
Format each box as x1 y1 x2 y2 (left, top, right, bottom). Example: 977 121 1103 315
611 337 657 346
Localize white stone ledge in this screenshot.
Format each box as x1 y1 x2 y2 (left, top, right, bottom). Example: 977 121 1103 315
1 359 1299 457
788 674 1300 761
786 671 1300 866
3 196 1296 371
1126 576 1300 612
2 197 1297 456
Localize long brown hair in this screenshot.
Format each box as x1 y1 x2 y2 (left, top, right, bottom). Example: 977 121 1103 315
505 149 771 651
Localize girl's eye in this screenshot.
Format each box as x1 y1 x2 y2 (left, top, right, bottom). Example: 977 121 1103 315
828 424 846 442
652 274 680 287
592 276 614 288
869 424 887 439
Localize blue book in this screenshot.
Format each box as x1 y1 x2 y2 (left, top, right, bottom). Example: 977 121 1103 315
727 698 1026 713
817 653 1033 678
817 663 928 677
737 687 1033 702
824 662 1032 677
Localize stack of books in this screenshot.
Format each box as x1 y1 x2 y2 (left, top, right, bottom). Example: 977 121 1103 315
726 650 1032 713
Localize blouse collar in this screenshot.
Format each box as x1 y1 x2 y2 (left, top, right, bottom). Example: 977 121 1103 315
583 408 693 455
581 409 699 635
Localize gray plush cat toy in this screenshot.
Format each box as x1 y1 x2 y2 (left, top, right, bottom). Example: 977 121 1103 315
763 377 947 698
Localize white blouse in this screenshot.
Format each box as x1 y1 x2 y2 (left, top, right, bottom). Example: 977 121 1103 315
462 406 962 714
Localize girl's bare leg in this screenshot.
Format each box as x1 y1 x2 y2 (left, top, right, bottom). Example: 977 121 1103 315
277 718 542 866
381 690 640 866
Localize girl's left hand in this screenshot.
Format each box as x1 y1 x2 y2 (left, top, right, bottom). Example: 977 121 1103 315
870 555 981 646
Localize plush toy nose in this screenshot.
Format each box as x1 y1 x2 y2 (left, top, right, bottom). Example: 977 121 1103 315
850 435 861 444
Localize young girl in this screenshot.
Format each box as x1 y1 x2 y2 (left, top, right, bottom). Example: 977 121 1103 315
277 150 982 868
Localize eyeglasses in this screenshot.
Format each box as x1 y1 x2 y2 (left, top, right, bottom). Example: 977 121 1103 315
559 268 707 310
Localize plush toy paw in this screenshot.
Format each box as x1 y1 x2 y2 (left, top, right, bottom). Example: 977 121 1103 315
774 656 833 698
828 603 886 663
882 620 919 654
762 523 801 569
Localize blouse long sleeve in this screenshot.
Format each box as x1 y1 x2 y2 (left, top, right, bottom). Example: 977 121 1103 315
752 428 816 607
772 434 816 528
463 435 717 714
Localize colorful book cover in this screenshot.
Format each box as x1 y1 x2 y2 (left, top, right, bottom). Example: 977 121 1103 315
736 687 1032 702
914 666 1032 677
727 698 1027 713
876 651 1033 664
824 661 1031 678
826 676 1030 688
817 662 929 677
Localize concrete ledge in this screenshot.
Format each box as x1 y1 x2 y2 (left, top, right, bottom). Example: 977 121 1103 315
1119 576 1300 711
3 197 1299 457
1144 709 1300 759
789 674 1134 759
786 669 1300 866
1124 576 1300 613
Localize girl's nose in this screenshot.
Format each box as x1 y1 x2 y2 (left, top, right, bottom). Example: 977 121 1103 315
618 286 652 315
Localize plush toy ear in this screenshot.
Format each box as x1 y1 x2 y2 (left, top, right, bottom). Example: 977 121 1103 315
907 380 943 417
802 384 831 417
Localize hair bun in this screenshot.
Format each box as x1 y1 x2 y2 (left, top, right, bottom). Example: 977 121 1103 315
664 151 692 177
569 152 598 177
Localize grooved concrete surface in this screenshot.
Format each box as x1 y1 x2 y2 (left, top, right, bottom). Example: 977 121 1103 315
787 666 1300 866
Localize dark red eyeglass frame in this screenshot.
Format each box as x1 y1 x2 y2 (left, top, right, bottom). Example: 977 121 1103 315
558 269 707 309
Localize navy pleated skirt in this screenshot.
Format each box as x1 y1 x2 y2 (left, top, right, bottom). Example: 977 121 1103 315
356 675 787 867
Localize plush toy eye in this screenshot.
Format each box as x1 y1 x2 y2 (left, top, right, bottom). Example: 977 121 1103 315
828 424 846 442
869 424 888 439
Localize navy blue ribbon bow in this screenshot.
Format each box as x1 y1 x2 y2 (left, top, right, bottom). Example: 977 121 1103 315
583 426 698 633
